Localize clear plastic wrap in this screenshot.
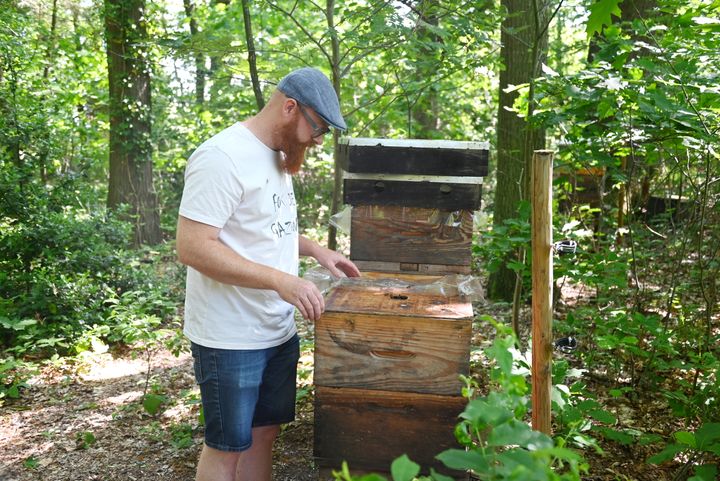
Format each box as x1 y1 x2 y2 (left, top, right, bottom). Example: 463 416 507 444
329 205 352 233
302 266 485 303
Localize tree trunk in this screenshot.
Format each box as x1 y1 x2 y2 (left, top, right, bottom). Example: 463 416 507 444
489 0 549 301
410 0 441 137
327 0 341 251
104 0 161 246
39 0 59 184
241 0 265 110
183 0 206 107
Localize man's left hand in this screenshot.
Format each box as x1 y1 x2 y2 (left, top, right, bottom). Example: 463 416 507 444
314 247 361 278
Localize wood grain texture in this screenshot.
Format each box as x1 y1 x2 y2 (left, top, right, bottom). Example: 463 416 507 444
314 386 467 476
531 150 554 435
323 285 474 318
315 310 471 395
350 205 473 265
338 141 489 177
343 179 482 210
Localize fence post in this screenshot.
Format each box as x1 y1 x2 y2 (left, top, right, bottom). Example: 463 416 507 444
531 149 554 435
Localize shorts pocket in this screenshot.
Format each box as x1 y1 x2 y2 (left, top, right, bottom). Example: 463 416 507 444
191 343 209 384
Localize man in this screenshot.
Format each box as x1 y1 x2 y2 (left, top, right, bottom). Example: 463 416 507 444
176 67 361 481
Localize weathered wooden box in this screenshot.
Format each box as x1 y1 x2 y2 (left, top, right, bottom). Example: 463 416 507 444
350 205 474 273
314 273 473 477
339 138 489 275
338 137 489 177
315 275 473 395
314 386 467 476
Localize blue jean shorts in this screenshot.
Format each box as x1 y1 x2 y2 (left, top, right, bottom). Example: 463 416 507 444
190 334 300 452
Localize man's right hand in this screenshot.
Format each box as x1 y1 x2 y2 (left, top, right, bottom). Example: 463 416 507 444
277 276 325 322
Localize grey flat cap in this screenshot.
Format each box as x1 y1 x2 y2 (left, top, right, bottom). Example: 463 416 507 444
277 67 347 131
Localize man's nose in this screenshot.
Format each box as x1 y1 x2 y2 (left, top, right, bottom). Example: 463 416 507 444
313 135 324 146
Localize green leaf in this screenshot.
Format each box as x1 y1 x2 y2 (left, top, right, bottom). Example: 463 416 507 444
488 420 553 450
688 464 718 481
695 423 720 450
597 427 634 445
142 393 167 415
391 454 420 481
429 468 455 481
648 443 686 464
461 399 513 427
486 340 513 376
436 448 489 472
544 446 584 462
76 431 96 449
589 409 617 425
7 385 20 399
674 430 696 448
587 0 622 38
495 450 542 476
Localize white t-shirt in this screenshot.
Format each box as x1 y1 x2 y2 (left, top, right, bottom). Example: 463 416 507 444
179 123 299 349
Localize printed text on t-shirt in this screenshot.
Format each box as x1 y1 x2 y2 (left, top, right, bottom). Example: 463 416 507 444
273 192 296 212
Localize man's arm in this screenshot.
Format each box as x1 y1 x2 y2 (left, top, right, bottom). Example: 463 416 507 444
299 236 361 278
176 215 325 321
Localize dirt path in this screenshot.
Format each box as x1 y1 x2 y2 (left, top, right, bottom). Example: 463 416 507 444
0 347 317 481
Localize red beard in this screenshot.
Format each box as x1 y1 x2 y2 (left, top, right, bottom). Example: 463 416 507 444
277 120 314 175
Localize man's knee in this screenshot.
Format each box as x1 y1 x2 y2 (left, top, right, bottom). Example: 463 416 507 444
201 444 243 463
253 425 280 444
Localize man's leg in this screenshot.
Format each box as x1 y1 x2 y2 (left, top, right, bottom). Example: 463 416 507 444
196 444 241 481
236 425 281 481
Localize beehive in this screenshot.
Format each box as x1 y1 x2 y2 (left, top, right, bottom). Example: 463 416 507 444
314 138 489 479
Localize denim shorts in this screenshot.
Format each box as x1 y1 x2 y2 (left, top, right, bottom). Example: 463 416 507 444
190 334 300 452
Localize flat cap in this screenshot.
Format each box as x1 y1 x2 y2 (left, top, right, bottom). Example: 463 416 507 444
277 67 347 131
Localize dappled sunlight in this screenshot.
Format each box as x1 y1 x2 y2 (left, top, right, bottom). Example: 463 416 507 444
79 354 155 382
0 347 199 480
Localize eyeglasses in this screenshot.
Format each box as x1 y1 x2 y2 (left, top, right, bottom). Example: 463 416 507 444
297 103 331 138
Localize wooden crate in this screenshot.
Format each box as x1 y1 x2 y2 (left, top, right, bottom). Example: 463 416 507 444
350 205 474 269
343 178 482 210
340 137 487 275
338 137 489 177
314 273 473 476
314 386 467 477
314 284 473 395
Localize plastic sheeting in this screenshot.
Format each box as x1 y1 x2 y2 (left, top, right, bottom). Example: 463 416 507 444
303 266 485 303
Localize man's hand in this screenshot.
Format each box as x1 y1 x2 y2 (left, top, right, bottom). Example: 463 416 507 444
299 236 361 278
313 246 361 278
276 275 325 321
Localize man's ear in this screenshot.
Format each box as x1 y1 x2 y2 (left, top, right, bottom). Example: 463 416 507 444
282 97 298 116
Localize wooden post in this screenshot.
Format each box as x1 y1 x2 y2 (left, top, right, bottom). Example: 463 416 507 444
531 150 554 435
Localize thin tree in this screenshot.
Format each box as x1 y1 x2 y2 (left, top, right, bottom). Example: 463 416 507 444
183 0 206 107
241 0 265 110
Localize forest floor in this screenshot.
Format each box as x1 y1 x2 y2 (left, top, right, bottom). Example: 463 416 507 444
1 293 683 481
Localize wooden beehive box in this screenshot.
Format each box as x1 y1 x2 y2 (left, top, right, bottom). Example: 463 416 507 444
339 137 489 275
314 274 472 477
314 138 488 479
